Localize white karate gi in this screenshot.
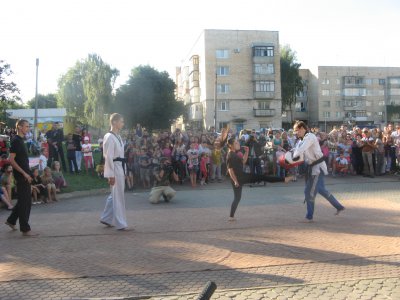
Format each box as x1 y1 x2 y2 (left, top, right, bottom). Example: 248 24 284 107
100 132 127 229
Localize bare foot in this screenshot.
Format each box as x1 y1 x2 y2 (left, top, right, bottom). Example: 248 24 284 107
228 217 236 222
284 176 294 183
22 231 40 237
5 221 17 230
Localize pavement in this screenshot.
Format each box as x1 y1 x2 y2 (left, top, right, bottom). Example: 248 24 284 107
0 174 399 299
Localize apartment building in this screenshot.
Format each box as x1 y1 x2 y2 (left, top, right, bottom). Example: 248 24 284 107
318 66 400 131
175 29 282 133
281 69 319 128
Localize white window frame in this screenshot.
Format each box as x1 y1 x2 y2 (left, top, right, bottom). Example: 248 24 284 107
216 49 229 59
217 66 229 76
219 101 230 111
255 81 275 92
217 84 230 94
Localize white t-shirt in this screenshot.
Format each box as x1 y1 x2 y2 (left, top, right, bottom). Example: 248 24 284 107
82 143 93 157
39 154 47 171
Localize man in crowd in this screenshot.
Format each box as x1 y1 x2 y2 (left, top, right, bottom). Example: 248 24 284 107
149 157 179 204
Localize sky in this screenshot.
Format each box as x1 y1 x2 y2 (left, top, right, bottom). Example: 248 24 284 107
1 0 400 102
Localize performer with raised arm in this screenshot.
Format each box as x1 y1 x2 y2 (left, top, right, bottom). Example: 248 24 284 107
292 120 345 222
100 113 131 231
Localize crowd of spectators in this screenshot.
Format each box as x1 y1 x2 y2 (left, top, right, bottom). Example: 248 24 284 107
1 120 399 209
117 122 400 190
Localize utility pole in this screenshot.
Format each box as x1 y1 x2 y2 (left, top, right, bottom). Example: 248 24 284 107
214 71 217 130
34 58 39 141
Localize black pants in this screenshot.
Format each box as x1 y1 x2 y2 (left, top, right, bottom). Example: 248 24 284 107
57 146 67 172
7 179 32 232
230 174 284 218
68 156 78 173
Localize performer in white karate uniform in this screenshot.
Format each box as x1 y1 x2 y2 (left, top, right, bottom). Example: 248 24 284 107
292 121 345 222
100 113 130 231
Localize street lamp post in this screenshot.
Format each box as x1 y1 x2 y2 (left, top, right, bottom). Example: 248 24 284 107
33 58 39 141
214 72 217 130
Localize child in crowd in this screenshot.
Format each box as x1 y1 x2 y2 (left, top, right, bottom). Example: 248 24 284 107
1 164 14 202
211 140 223 183
81 136 94 174
66 133 78 174
187 142 199 187
31 168 45 204
39 148 48 173
335 151 349 176
51 161 67 192
41 167 57 202
199 152 209 185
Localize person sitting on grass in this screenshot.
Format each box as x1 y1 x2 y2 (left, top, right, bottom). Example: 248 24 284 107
31 168 45 204
51 161 67 192
41 167 57 203
1 163 14 203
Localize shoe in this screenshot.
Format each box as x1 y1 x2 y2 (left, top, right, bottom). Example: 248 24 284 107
100 221 114 227
117 227 134 231
335 207 345 215
300 218 314 223
5 221 17 230
228 217 236 222
22 231 39 237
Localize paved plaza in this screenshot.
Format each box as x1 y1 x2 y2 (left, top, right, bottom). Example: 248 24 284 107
0 175 399 299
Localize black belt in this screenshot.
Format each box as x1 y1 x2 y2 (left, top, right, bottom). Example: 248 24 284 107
113 157 126 175
305 156 325 182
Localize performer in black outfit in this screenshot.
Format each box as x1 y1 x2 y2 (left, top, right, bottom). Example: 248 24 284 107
225 137 292 221
5 119 39 236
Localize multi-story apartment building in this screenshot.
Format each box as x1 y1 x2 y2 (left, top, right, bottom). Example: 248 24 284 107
317 66 400 131
175 29 282 133
281 69 319 128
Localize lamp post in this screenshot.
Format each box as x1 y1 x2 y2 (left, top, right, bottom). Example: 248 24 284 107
33 58 39 141
214 72 217 130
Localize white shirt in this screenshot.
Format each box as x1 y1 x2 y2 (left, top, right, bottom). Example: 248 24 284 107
293 132 328 176
39 154 47 171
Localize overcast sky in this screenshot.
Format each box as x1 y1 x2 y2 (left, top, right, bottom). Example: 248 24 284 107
1 0 399 102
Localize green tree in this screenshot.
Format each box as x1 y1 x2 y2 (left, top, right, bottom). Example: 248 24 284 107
0 60 21 103
57 54 119 128
27 93 58 109
114 65 185 130
280 45 303 124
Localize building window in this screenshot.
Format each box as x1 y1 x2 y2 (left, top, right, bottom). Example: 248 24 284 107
323 111 330 118
334 90 341 96
356 111 367 117
377 111 384 116
366 112 372 117
322 78 330 84
379 79 386 85
253 46 274 57
255 81 275 92
254 63 274 74
378 100 385 106
343 88 366 96
219 101 229 111
365 78 373 85
297 90 305 97
295 102 306 112
219 122 229 129
217 66 229 76
336 79 341 85
322 89 330 96
389 78 400 84
216 49 229 59
336 112 342 118
390 88 400 96
378 90 385 96
336 101 341 107
322 101 331 107
258 101 269 109
217 84 230 94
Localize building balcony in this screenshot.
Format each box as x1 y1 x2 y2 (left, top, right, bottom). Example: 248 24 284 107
254 91 275 99
253 74 275 81
343 105 367 111
252 56 274 64
253 108 275 117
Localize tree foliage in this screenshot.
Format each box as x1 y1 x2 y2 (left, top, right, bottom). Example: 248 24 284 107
0 60 21 103
114 65 185 130
280 45 303 122
27 93 58 109
57 54 119 128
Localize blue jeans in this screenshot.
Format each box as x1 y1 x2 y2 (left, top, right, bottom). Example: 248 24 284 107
304 170 344 220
